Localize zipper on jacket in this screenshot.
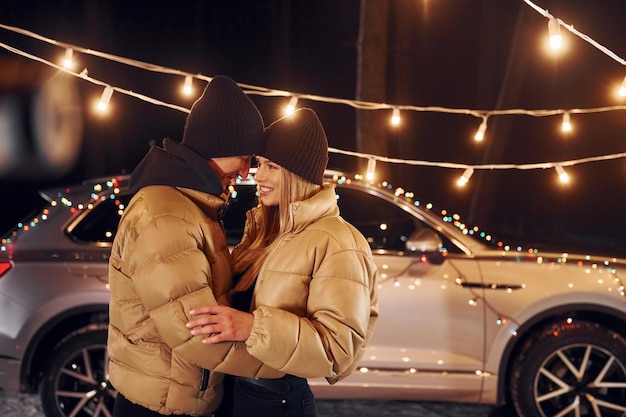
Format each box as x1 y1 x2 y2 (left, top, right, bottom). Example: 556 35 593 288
200 369 210 391
257 233 292 286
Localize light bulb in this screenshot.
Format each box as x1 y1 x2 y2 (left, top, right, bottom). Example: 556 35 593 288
561 112 572 132
548 17 563 50
456 168 474 187
390 108 401 126
474 118 487 141
97 86 114 112
182 76 193 96
366 158 376 182
285 96 298 116
555 165 569 183
63 48 74 69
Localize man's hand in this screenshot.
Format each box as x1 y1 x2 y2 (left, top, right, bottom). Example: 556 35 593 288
186 305 254 344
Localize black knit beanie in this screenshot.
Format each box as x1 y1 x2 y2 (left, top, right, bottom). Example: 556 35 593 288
260 108 329 185
181 76 263 158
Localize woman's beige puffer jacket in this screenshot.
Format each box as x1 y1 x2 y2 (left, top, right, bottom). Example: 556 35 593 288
233 185 380 384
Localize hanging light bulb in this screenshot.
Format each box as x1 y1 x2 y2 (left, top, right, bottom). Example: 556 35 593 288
97 86 114 112
390 107 401 126
366 158 376 183
182 75 194 96
548 17 563 50
285 96 298 116
63 48 74 69
619 75 626 97
555 165 569 184
456 167 474 187
474 118 487 141
561 112 572 133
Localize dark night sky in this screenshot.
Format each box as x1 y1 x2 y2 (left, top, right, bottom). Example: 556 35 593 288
1 0 625 256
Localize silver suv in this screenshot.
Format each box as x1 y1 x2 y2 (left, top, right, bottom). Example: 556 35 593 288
1 171 625 417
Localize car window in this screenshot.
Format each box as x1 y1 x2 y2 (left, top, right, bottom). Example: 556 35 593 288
334 187 419 252
1 191 48 238
335 186 463 254
223 184 423 252
67 186 257 247
64 182 461 255
223 184 258 246
67 194 133 244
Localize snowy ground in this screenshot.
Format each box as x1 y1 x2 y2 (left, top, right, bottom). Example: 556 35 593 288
0 391 508 417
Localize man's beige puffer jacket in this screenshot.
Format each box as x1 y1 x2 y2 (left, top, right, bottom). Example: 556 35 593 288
108 185 281 416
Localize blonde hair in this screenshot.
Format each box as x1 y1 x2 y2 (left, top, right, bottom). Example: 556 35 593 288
230 167 321 294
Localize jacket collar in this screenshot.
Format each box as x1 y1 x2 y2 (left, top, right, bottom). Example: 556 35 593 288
288 185 339 233
176 187 228 220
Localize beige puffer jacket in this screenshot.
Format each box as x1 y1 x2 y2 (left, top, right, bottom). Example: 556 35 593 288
233 185 379 384
108 185 281 416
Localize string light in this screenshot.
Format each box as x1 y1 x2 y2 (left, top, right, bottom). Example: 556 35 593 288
97 86 114 112
390 107 401 126
0 16 625 183
474 117 487 141
1 24 626 123
330 147 626 177
561 112 572 133
619 75 626 97
366 158 376 183
548 17 563 50
63 48 74 69
523 0 625 65
456 168 474 187
555 164 570 184
285 96 298 116
182 75 193 96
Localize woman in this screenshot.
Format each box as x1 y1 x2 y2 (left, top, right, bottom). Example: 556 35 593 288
186 108 379 417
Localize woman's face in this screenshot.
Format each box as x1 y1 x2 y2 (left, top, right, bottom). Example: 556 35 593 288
254 156 282 207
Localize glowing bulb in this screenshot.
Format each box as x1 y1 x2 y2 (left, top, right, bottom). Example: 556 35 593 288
474 118 487 141
182 75 193 96
548 17 562 50
97 86 114 112
390 108 401 126
619 75 626 97
285 96 298 116
366 158 376 182
63 48 74 69
456 168 474 187
555 165 569 183
561 112 572 132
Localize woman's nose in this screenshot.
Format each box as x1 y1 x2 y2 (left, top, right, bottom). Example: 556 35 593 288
254 166 265 181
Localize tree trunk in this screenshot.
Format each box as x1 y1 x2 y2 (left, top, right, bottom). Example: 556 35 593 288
355 0 390 176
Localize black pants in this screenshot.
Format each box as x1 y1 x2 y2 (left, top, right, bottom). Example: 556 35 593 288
215 374 318 417
113 392 194 417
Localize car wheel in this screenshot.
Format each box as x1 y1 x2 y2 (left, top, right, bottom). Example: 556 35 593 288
511 320 626 417
39 327 116 417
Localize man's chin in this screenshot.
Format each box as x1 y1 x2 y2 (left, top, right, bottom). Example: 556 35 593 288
221 174 235 186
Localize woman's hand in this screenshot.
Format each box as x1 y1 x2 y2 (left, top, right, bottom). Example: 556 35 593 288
186 305 254 344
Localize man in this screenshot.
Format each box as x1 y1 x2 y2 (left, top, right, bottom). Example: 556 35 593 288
107 76 281 417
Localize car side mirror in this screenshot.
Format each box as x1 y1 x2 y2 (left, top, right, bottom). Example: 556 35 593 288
406 229 445 265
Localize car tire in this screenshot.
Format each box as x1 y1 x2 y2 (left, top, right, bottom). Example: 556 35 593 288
510 320 626 417
39 326 116 417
